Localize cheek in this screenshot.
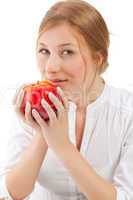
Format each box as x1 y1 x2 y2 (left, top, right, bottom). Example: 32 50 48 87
71 66 84 81
67 56 85 82
36 55 46 73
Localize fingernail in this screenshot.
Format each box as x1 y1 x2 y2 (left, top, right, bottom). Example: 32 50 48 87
26 102 31 112
41 99 48 107
57 87 63 93
21 90 25 99
32 109 36 115
48 92 53 98
41 98 45 104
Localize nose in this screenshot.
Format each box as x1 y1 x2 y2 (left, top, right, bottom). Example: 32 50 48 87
45 54 62 73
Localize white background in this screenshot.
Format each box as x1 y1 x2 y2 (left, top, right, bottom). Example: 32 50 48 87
0 0 133 199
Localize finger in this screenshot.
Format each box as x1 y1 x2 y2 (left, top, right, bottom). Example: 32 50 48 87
25 102 33 123
12 84 26 105
12 82 31 105
32 109 47 129
16 102 41 132
16 89 25 108
14 89 26 122
57 87 69 109
49 92 64 112
41 98 56 122
14 104 26 122
13 89 25 113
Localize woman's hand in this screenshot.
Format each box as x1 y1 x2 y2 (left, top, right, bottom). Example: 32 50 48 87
31 86 71 153
12 83 44 135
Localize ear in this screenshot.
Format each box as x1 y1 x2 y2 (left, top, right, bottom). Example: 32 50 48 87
95 51 104 67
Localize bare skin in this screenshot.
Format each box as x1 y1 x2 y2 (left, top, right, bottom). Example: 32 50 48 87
75 75 105 151
4 23 116 200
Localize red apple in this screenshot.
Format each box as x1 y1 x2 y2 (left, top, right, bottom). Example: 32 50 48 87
20 80 63 121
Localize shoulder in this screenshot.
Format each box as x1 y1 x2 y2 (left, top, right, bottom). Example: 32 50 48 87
106 84 133 114
103 84 133 144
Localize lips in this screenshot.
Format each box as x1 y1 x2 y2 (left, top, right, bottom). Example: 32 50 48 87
48 79 67 83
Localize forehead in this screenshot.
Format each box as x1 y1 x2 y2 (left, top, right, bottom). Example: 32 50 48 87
37 23 82 47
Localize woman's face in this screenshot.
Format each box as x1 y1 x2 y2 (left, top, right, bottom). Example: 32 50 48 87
36 23 98 102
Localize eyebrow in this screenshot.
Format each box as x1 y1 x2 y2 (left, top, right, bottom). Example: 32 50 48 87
39 42 76 47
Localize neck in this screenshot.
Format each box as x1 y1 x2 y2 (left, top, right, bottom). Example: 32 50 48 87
75 75 105 111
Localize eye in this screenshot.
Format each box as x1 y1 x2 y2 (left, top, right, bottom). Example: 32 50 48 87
62 50 74 55
38 48 49 55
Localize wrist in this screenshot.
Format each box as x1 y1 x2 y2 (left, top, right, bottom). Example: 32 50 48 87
55 141 75 159
34 133 48 149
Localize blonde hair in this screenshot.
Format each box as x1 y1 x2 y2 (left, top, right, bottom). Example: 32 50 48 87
38 0 110 74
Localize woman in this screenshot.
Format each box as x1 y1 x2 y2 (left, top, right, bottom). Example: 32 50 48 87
0 0 133 199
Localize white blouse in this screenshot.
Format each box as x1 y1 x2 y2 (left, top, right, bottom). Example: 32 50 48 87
0 83 133 200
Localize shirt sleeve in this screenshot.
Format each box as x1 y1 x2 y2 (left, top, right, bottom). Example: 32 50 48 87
113 114 133 200
0 110 34 199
